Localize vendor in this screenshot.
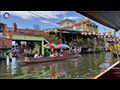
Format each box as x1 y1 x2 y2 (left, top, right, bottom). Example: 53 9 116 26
34 51 42 58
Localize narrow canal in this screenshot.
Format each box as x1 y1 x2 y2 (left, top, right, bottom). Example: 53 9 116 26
0 52 118 79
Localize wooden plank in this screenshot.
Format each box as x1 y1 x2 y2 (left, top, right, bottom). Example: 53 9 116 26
112 67 120 72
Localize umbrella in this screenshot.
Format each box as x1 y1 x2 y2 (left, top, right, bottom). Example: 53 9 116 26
44 46 58 49
43 43 58 49
57 44 69 49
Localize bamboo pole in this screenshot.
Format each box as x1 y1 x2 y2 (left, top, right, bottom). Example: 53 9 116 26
114 30 119 61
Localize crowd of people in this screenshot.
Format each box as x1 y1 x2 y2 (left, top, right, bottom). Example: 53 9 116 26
49 51 68 57
28 47 79 59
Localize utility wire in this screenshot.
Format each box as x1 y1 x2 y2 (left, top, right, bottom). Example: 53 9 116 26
32 11 60 22
27 11 60 24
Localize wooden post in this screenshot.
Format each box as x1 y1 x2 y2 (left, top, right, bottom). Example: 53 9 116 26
94 37 96 53
2 52 7 62
36 42 40 55
9 51 12 62
114 30 119 61
41 40 44 56
104 38 107 52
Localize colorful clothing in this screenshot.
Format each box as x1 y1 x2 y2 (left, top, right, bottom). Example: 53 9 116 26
59 54 63 57
0 32 4 38
34 54 40 58
7 32 11 38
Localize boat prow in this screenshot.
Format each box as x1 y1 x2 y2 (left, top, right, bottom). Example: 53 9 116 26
93 61 120 79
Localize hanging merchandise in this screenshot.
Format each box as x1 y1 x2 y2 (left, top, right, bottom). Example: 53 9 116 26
83 17 90 24
50 29 54 33
54 29 58 34
98 32 101 35
103 31 106 35
93 32 96 36
108 30 112 34
58 27 63 30
88 32 91 36
75 21 81 26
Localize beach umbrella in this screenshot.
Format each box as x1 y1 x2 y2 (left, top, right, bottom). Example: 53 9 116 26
43 43 58 49
44 46 58 49
57 44 69 49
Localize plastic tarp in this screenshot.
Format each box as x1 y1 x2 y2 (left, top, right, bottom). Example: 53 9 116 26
77 11 120 30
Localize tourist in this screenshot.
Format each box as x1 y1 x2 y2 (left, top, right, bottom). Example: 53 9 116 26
73 47 78 55
13 22 17 33
50 51 55 57
63 51 68 56
59 52 63 57
34 51 42 58
16 50 23 57
55 50 58 57
7 30 12 39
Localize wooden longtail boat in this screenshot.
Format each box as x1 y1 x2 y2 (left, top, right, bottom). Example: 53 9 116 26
93 61 120 79
17 55 80 64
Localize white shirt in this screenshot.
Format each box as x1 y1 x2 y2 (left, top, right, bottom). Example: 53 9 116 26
0 32 4 38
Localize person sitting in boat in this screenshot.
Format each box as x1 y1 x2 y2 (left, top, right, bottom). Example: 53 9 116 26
73 47 78 55
50 51 55 57
59 52 63 57
55 50 58 57
34 51 42 58
16 50 23 58
63 51 68 56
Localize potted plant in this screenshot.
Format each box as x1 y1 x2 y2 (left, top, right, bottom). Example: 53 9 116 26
96 46 103 53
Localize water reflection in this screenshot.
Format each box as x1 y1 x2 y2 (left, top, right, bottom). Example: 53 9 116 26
0 52 118 79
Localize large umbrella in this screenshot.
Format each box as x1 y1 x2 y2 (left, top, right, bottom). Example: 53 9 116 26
57 44 69 49
43 43 58 49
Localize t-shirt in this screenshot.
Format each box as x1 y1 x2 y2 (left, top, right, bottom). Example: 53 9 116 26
34 54 40 58
7 32 11 38
14 24 17 31
0 32 4 38
16 52 20 56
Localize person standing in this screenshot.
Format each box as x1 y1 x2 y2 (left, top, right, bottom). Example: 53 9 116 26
73 47 78 55
13 22 17 33
7 30 12 39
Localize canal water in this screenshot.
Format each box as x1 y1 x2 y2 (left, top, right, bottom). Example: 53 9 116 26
0 52 118 79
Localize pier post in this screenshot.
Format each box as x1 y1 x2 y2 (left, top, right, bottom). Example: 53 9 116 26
94 37 96 53
9 52 12 62
36 42 40 55
2 52 7 62
41 40 44 56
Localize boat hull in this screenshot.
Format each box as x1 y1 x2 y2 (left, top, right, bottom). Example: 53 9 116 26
93 61 120 79
18 55 80 64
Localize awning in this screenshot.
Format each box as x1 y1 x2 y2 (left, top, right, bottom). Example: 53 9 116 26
77 11 120 30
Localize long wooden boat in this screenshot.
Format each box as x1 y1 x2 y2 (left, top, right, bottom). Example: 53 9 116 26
17 55 80 64
93 61 120 79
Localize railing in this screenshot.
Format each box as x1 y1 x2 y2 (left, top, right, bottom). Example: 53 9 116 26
0 38 12 48
11 29 61 44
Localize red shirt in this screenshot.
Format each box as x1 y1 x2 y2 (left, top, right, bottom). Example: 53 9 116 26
14 24 17 31
63 53 67 56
